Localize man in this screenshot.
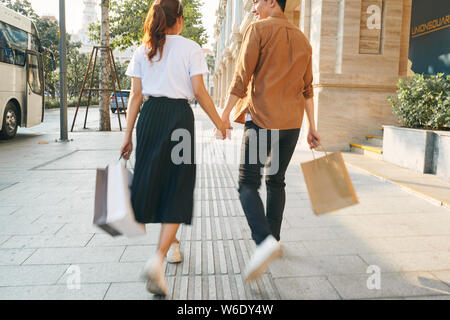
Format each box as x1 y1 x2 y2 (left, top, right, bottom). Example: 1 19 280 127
221 0 321 282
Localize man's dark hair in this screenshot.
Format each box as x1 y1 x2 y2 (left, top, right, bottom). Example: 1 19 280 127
276 0 287 11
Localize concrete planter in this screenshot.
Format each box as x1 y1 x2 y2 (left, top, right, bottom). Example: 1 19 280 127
383 125 450 180
435 131 450 180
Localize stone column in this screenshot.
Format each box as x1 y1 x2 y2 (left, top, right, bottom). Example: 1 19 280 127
213 75 219 105
221 62 227 108
289 0 413 151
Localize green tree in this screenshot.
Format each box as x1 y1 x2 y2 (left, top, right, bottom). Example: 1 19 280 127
88 0 208 51
0 0 38 20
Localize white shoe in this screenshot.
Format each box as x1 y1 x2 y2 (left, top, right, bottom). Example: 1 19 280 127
167 241 182 264
244 235 282 282
141 253 167 296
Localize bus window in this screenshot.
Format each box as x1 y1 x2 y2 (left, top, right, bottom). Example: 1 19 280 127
1 22 28 49
27 54 42 94
31 35 40 52
30 24 41 53
14 49 25 66
0 23 13 64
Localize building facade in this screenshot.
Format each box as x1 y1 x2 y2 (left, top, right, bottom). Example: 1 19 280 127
213 0 414 151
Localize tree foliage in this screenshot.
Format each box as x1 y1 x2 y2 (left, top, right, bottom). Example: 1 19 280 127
89 0 208 51
1 0 131 100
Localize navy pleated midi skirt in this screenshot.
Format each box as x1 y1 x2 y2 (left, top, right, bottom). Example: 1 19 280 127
131 96 196 225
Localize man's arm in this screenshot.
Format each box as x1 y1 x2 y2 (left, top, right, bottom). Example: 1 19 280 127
302 55 321 149
221 24 260 123
305 97 321 149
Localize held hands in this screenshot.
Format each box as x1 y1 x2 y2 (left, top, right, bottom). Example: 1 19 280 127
214 111 233 140
308 129 321 150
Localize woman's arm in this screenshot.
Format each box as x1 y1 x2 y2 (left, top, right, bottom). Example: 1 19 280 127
120 77 143 159
191 74 229 138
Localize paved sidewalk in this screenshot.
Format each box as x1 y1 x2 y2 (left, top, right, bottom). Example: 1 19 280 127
342 152 450 208
0 107 449 300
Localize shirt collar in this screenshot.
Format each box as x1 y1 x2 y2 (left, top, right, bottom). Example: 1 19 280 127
268 12 288 20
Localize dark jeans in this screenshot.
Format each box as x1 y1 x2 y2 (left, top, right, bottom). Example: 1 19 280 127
238 121 300 245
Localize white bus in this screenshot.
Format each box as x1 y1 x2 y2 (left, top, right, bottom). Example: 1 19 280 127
0 5 46 139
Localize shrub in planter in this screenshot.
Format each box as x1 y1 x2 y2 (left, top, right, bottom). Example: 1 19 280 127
388 73 450 130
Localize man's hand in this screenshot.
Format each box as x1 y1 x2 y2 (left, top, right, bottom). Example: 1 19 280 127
307 129 321 150
216 111 233 140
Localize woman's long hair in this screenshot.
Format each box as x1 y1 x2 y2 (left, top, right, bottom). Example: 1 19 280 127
142 0 184 62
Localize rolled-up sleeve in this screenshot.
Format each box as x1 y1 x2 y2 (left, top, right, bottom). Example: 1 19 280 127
229 24 261 98
303 55 314 99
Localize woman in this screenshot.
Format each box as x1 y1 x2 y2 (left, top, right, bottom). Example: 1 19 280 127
120 0 228 296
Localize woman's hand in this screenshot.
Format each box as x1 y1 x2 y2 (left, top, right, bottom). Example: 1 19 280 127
120 137 133 160
216 111 232 140
308 129 321 150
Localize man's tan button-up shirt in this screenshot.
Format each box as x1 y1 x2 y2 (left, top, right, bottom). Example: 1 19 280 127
229 13 314 130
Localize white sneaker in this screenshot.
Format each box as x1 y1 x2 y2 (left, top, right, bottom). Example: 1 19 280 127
141 253 167 296
167 241 182 264
244 235 282 282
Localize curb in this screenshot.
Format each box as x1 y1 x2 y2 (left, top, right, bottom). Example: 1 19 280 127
344 161 450 210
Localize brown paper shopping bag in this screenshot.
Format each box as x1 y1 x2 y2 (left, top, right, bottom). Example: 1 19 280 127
301 149 359 215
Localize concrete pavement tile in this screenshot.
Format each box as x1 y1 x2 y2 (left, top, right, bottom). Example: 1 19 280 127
302 238 387 256
430 271 450 288
0 206 19 216
104 282 162 300
86 232 160 247
424 236 450 252
0 265 68 286
403 295 450 300
57 262 145 284
0 214 43 225
1 234 93 249
55 223 105 235
0 236 11 246
409 221 450 236
281 227 341 241
23 246 126 265
273 276 341 300
0 248 36 265
328 272 450 299
269 254 368 278
375 236 440 253
360 252 450 272
0 284 109 300
269 242 367 277
331 223 418 239
33 212 93 224
0 222 63 236
120 245 157 262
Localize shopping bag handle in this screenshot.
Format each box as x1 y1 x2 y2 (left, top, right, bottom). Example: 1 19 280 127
119 154 134 170
311 145 330 162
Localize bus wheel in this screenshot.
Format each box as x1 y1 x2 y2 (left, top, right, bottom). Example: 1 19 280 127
0 102 19 140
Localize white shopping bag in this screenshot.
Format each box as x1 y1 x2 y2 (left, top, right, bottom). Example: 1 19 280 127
94 162 146 237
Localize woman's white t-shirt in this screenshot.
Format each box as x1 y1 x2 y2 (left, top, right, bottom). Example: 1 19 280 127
126 35 209 100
